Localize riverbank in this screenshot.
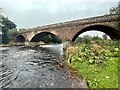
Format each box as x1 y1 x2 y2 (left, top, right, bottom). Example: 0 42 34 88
65 40 120 88
57 62 88 88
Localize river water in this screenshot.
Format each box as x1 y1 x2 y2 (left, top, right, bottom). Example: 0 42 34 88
0 44 87 88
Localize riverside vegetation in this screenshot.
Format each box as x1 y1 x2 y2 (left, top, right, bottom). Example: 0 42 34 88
65 39 120 88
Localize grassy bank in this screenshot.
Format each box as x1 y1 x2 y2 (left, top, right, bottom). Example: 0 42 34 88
65 40 120 88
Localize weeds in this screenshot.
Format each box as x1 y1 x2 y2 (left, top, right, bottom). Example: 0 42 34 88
65 40 119 88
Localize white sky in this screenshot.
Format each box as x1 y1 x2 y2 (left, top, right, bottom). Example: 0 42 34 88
0 0 119 37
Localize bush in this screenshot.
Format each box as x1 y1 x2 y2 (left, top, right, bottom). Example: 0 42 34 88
65 40 119 88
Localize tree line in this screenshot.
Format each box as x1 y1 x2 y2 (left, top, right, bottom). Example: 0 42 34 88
0 8 17 44
75 34 108 43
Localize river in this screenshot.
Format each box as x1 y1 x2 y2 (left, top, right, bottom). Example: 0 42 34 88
0 44 87 88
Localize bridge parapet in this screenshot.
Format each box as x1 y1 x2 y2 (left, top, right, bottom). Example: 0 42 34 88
15 14 120 42
18 14 119 34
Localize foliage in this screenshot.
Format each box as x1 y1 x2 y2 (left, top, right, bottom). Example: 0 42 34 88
92 36 102 41
8 28 18 34
43 34 62 44
109 1 120 14
8 28 18 41
75 35 91 44
2 16 16 32
1 15 16 44
82 35 92 44
65 40 120 88
75 35 102 44
75 37 83 43
71 57 118 88
102 34 107 40
109 5 120 14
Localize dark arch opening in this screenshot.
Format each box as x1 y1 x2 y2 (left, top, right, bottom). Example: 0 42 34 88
15 35 26 42
72 25 120 42
30 32 62 44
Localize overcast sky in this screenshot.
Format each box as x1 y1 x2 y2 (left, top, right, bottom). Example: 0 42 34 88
0 0 119 37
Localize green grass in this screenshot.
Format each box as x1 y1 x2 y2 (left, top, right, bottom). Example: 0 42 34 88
65 40 120 88
71 57 118 88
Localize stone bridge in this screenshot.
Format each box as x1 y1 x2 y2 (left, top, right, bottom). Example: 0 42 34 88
15 14 120 42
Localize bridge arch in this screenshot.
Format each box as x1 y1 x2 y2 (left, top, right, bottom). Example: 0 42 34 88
30 32 61 43
72 25 120 42
15 35 26 42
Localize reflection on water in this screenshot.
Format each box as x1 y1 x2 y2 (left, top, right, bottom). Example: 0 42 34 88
0 44 86 88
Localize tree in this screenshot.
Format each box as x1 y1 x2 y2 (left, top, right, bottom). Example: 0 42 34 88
109 7 119 14
43 34 62 44
109 3 120 14
0 8 17 44
75 37 83 43
102 34 107 40
1 15 16 44
8 28 18 42
82 35 92 44
92 36 102 40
